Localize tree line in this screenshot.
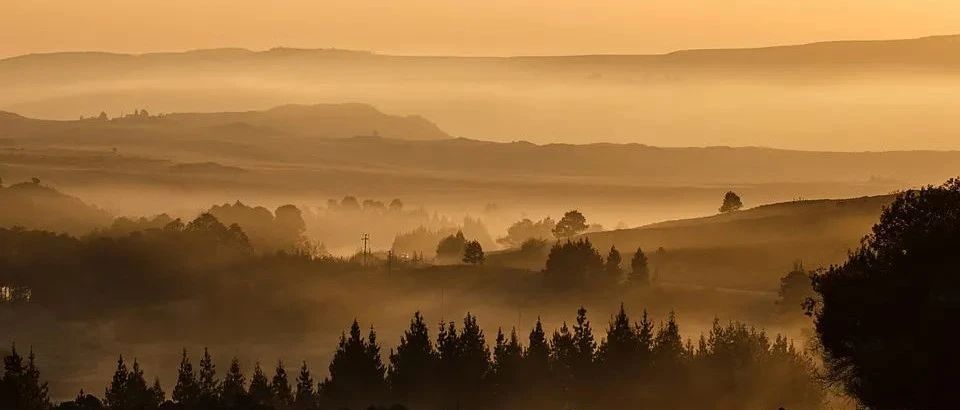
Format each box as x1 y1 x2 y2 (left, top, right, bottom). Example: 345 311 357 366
4 306 822 410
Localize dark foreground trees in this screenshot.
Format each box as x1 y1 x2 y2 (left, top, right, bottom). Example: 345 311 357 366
8 305 822 410
809 178 960 409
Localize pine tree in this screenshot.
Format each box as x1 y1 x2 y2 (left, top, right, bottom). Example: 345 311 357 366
492 327 524 397
387 311 436 402
604 246 623 285
629 247 650 285
172 349 199 408
550 322 576 383
220 357 247 408
294 361 316 410
104 356 129 410
271 360 293 409
322 320 386 408
198 348 219 406
597 304 639 378
524 318 551 381
572 307 596 381
653 311 685 369
148 377 165 409
248 362 272 407
3 347 52 410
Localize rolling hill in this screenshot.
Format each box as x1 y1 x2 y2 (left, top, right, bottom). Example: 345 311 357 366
3 35 960 150
489 194 896 291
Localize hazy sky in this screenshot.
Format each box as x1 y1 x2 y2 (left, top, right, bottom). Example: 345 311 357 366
2 0 958 58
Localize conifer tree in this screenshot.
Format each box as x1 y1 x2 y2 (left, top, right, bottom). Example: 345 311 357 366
126 360 154 410
197 348 219 407
571 307 596 380
388 311 436 402
653 311 685 369
597 304 639 377
294 361 316 410
604 246 623 285
104 356 129 410
220 357 246 408
492 327 524 397
629 247 650 285
549 322 576 383
524 318 551 381
271 360 293 409
322 320 386 408
247 362 272 407
148 377 165 409
172 349 199 408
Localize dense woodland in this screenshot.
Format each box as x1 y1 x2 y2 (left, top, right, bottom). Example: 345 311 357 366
3 305 822 410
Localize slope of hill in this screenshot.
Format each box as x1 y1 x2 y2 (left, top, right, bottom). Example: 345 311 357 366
489 194 895 291
3 35 960 150
0 180 112 234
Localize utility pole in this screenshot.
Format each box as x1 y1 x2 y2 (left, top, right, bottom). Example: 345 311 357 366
360 233 370 267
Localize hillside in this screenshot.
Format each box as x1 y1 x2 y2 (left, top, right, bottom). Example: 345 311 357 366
489 194 895 291
3 35 960 150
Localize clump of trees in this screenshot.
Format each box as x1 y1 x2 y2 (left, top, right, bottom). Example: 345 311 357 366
497 217 555 248
8 305 822 410
543 239 654 289
207 201 307 254
719 191 743 213
808 178 960 409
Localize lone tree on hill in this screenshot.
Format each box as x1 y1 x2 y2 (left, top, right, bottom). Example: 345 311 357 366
719 191 743 213
808 178 960 409
552 210 588 239
462 240 485 265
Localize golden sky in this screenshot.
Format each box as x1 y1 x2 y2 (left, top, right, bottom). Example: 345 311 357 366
2 0 958 58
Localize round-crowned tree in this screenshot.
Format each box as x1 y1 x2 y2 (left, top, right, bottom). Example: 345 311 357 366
808 178 960 409
718 191 743 213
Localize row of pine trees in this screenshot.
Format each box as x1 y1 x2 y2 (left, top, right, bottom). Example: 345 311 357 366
5 306 823 410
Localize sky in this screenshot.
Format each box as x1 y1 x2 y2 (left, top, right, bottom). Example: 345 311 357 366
2 0 959 58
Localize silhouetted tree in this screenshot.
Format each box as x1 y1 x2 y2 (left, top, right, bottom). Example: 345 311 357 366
220 358 246 409
322 320 386 408
552 210 588 239
597 304 640 379
809 178 960 409
719 191 743 213
462 240 484 265
628 247 650 286
1 346 51 410
271 361 293 409
491 327 523 398
104 356 129 409
603 246 623 285
172 349 199 408
777 262 814 316
652 312 685 371
197 348 218 408
293 362 316 410
387 312 436 404
247 363 272 407
524 318 550 382
571 307 596 382
543 239 603 288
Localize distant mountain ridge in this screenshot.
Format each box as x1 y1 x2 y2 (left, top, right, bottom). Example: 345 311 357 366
0 103 451 141
3 34 960 66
